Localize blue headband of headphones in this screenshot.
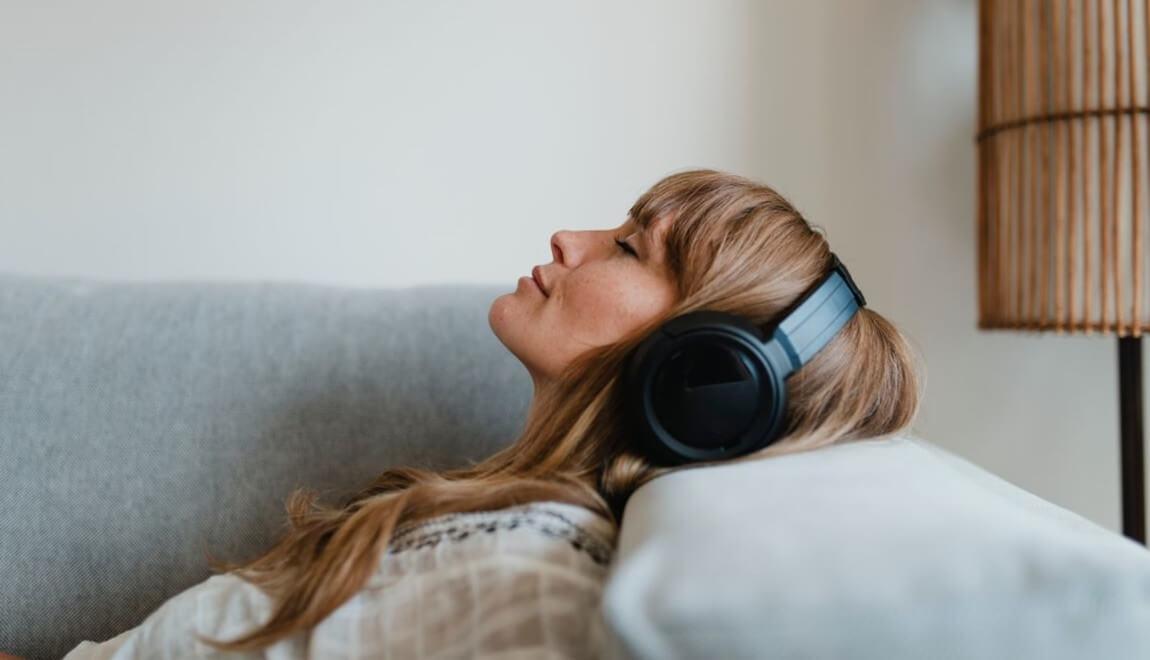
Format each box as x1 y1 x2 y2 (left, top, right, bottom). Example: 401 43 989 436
770 252 867 375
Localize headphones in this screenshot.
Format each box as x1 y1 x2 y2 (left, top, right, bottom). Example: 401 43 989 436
622 252 867 466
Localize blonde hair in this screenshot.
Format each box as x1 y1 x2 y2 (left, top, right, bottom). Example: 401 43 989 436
202 168 925 650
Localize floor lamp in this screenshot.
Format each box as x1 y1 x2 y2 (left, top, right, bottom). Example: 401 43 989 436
977 0 1147 544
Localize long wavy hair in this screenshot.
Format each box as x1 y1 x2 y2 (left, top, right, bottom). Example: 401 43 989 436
202 168 926 651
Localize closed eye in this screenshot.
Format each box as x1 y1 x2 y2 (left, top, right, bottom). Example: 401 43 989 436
615 238 638 257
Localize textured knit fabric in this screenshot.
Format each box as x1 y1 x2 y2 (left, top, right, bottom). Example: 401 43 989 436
62 501 617 659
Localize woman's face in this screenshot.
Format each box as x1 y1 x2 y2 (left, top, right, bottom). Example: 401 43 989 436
489 214 677 389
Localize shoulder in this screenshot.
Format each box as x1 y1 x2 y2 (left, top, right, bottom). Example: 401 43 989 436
341 502 618 658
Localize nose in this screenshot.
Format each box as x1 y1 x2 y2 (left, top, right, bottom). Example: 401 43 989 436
550 230 570 264
550 229 618 270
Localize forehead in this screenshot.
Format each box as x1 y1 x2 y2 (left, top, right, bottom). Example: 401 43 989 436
629 209 670 233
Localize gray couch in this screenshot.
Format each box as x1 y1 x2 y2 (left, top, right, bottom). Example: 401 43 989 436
0 274 533 660
10 273 1150 660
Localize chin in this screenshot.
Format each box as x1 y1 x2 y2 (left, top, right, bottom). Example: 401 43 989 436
487 293 521 348
487 295 508 337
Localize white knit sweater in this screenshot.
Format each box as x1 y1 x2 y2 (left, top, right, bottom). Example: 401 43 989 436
62 501 618 659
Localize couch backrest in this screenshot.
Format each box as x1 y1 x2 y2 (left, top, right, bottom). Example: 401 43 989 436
0 274 532 660
602 433 1150 659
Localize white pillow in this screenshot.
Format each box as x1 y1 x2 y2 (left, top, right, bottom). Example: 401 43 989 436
600 433 1150 659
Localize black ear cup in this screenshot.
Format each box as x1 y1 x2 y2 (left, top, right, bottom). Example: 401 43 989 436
623 310 789 466
622 252 866 467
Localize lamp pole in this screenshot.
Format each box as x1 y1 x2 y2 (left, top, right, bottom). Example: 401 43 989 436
1118 336 1146 544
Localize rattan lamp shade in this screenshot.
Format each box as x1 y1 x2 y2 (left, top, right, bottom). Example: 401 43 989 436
977 0 1148 543
978 0 1148 334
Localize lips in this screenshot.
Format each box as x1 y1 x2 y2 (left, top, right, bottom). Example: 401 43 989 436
532 266 549 296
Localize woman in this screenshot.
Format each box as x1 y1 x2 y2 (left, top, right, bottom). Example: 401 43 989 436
58 168 923 658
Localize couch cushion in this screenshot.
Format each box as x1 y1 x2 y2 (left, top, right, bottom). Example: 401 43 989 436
601 433 1150 659
0 274 530 660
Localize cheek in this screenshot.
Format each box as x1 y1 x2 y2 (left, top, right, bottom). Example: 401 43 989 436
560 272 666 340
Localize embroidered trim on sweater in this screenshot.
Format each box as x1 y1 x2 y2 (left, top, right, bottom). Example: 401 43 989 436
387 504 614 566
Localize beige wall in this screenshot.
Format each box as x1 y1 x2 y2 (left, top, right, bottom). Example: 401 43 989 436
1 0 1135 532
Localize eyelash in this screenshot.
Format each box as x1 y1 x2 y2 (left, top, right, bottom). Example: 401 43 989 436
615 238 638 258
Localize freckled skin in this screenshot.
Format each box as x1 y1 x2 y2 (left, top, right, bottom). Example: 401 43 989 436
489 215 676 392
